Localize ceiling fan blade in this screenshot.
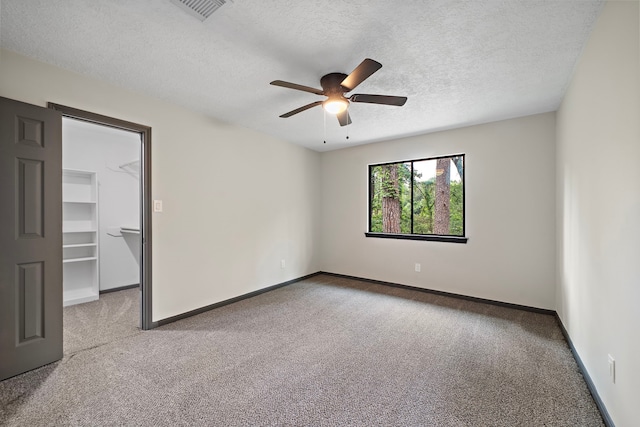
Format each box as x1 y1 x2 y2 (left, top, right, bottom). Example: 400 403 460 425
270 80 324 96
336 110 352 127
340 58 382 92
279 101 323 118
350 94 407 106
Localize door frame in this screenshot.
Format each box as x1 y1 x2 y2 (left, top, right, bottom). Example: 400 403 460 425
48 103 154 330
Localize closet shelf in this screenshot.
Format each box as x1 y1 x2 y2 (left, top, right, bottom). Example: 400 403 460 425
63 200 97 204
63 256 98 264
121 227 140 235
119 159 140 173
63 243 98 248
62 168 99 307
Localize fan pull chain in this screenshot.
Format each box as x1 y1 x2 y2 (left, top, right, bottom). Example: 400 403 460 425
323 108 327 144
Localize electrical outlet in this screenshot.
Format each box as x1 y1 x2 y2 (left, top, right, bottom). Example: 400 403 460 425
608 354 615 383
281 259 286 269
415 263 421 272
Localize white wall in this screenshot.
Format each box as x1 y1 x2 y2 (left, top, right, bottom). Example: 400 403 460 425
3 5 639 421
556 1 640 425
63 118 141 291
0 49 321 321
320 113 557 309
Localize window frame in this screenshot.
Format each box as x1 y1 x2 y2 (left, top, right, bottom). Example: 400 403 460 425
365 153 468 244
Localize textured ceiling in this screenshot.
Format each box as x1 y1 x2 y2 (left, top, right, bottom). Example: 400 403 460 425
0 0 604 152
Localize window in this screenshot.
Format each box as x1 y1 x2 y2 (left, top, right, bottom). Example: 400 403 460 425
366 154 467 243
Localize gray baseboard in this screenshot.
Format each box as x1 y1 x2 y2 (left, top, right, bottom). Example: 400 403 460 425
153 272 323 327
99 283 140 294
555 314 615 427
319 271 555 315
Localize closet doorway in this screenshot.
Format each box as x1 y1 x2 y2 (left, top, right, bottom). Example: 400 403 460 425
49 104 153 331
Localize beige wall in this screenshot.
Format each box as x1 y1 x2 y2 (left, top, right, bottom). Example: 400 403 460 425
320 113 557 310
556 1 640 425
0 49 321 321
4 3 640 418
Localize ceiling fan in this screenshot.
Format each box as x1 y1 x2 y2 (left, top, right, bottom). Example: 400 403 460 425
270 58 407 127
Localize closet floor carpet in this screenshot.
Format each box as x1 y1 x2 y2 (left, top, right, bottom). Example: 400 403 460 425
63 287 140 355
0 275 603 426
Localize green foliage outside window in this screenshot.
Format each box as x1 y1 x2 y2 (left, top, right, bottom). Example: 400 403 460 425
369 155 464 236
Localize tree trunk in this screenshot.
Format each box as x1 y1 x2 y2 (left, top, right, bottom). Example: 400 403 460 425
434 158 450 234
381 164 401 233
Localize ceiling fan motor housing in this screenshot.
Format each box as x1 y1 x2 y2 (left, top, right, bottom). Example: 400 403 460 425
321 73 349 98
271 58 406 126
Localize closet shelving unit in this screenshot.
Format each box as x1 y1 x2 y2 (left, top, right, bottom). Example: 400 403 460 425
62 169 99 307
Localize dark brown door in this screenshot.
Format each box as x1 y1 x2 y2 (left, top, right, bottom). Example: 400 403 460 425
0 97 63 381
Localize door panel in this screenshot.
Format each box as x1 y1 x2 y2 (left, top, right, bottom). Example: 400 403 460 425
17 158 45 238
0 96 63 381
17 261 45 343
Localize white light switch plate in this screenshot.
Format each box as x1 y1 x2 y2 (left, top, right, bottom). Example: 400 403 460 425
608 354 615 383
153 200 163 212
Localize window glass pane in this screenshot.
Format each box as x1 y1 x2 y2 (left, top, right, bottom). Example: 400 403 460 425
369 154 464 238
449 157 464 236
412 156 464 236
370 162 411 234
412 159 437 234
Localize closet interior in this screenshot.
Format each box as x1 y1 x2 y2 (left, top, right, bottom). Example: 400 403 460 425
62 118 141 307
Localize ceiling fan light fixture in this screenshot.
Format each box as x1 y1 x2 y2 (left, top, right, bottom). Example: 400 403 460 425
323 98 349 115
272 59 406 127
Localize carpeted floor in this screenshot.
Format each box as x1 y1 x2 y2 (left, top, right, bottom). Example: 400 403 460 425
63 287 140 356
0 274 604 426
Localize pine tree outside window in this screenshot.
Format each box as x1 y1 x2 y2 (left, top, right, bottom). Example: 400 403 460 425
367 154 467 243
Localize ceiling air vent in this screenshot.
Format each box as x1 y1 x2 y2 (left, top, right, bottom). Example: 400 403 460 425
169 0 226 21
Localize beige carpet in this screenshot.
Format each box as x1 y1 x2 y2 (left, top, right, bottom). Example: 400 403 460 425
63 287 140 356
0 275 603 426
